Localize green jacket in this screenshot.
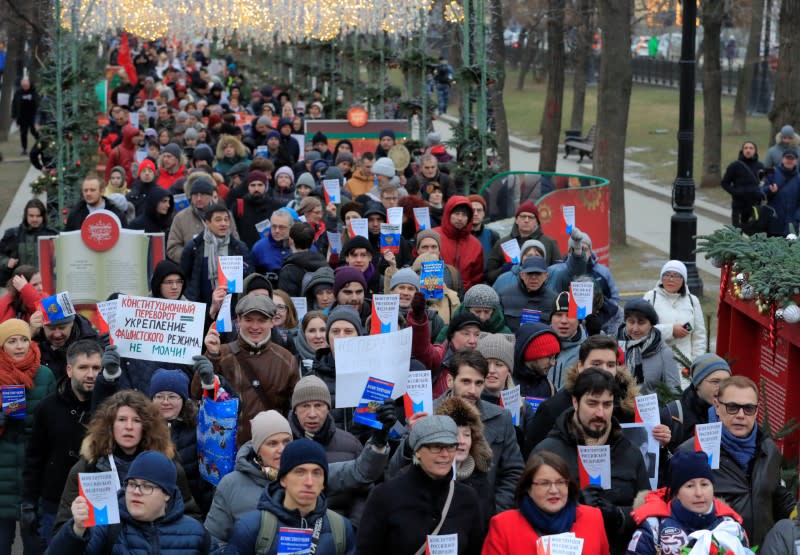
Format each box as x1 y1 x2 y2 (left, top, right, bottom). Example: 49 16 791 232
0 365 55 519
435 303 512 343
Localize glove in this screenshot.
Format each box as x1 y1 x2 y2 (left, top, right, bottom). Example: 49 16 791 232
370 400 398 447
582 487 623 530
568 227 584 254
20 502 38 536
102 345 122 381
410 292 427 321
500 262 513 272
193 355 216 389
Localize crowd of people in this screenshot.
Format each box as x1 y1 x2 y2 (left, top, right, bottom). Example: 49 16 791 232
0 38 797 555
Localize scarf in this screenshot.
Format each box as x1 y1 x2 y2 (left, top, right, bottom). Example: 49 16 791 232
203 227 230 289
708 406 758 470
519 495 577 536
0 341 40 389
569 410 612 446
670 498 718 532
362 263 376 288
293 328 318 362
456 455 476 480
621 328 659 384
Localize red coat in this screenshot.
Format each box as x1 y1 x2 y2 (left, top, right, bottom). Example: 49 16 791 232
481 505 610 555
156 164 187 190
0 283 46 323
105 124 139 183
434 196 484 290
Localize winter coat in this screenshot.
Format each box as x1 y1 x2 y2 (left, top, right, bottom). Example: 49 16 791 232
435 303 511 343
407 170 457 201
550 326 587 391
627 489 746 555
765 132 800 168
720 151 765 212
644 284 706 361
252 233 292 274
472 225 499 271
0 365 55 519
278 251 328 297
760 515 800 555
761 162 800 236
126 176 159 217
225 481 356 555
533 410 651 554
23 378 91 509
11 84 39 124
664 386 711 450
433 196 485 290
48 490 208 555
166 206 203 262
64 199 128 232
232 194 284 249
180 232 253 304
156 164 187 191
35 314 107 382
493 275 557 331
358 465 485 555
0 283 45 323
408 310 456 398
482 504 610 555
128 186 174 235
617 328 681 396
345 168 374 197
105 125 140 184
280 135 301 164
307 349 355 430
513 323 558 399
547 253 620 303
678 429 795 545
487 224 562 284
0 222 58 274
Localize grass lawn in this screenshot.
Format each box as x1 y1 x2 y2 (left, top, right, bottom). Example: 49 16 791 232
499 69 772 205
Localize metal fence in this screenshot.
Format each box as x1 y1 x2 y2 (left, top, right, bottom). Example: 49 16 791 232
630 58 756 96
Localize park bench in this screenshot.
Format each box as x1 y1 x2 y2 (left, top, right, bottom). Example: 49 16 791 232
564 125 596 162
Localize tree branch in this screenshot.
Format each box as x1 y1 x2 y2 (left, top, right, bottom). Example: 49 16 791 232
2 0 44 36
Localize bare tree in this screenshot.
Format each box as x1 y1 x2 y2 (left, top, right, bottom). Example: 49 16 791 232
489 0 511 171
538 0 565 172
732 0 763 134
701 0 724 189
593 0 632 246
569 0 596 132
768 0 800 137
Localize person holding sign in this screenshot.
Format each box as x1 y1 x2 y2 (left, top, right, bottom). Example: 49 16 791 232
513 323 561 400
627 451 748 555
380 268 446 340
482 451 610 555
550 292 588 391
493 256 557 331
432 196 484 290
533 369 650 554
677 376 794 545
358 415 486 555
50 450 210 555
232 171 281 249
180 204 253 305
0 319 55 554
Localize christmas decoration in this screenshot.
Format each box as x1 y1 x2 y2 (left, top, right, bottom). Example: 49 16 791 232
783 304 800 324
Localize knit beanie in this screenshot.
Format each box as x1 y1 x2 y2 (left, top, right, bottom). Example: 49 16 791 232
325 305 364 337
372 157 396 178
464 284 500 310
184 127 199 141
306 151 322 163
324 167 345 186
446 311 483 341
189 176 216 196
363 202 387 220
303 267 335 296
521 239 547 260
690 353 731 387
341 236 374 259
243 273 274 295
162 143 182 160
149 369 189 400
334 266 368 299
416 229 441 248
291 375 332 409
246 170 269 185
250 410 292 450
379 129 396 140
467 194 487 212
390 267 420 291
624 299 659 326
257 116 271 128
127 451 177 495
275 166 295 184
515 200 540 220
266 130 280 141
668 450 714 497
138 159 156 177
523 332 561 361
660 260 688 283
193 144 214 163
477 333 515 370
0 319 31 345
552 291 570 314
335 151 354 165
296 172 316 190
277 438 329 484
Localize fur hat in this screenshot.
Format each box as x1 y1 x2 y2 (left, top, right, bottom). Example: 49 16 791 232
435 397 493 472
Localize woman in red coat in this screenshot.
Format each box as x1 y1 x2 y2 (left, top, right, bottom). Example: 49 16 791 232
0 266 45 323
482 450 610 555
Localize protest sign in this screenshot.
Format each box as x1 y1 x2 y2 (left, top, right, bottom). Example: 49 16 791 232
173 193 190 213
215 294 233 333
413 206 431 231
404 370 433 418
334 328 412 407
38 291 76 324
500 385 522 426
277 528 313 555
128 112 139 129
78 472 121 526
255 145 269 159
380 223 401 254
694 422 722 469
370 294 400 334
255 218 271 240
348 218 369 239
353 377 394 429
562 205 576 235
520 309 542 325
525 396 546 414
387 206 404 226
500 239 521 264
2 386 25 420
327 231 342 255
420 261 445 300
291 297 308 321
426 534 458 555
197 397 239 486
621 423 659 490
217 256 244 293
577 445 611 489
96 299 118 339
568 281 594 320
536 533 584 555
114 296 206 364
322 179 341 204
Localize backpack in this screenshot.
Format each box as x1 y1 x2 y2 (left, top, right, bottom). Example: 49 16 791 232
255 509 346 554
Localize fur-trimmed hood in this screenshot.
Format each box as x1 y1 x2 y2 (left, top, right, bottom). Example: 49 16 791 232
435 396 493 473
563 362 639 417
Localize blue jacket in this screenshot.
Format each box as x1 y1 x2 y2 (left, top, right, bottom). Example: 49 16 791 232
472 226 499 271
546 253 620 303
761 163 800 236
493 275 556 331
48 490 209 555
180 233 253 304
223 481 356 555
251 233 291 274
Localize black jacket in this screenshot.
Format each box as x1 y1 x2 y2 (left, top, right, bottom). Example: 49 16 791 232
307 349 354 431
126 176 159 216
35 314 108 382
232 194 283 248
180 233 253 304
513 323 558 399
128 186 174 235
277 250 328 297
721 151 765 210
0 222 58 280
357 465 485 555
23 378 92 508
665 386 711 450
64 200 128 232
12 85 39 124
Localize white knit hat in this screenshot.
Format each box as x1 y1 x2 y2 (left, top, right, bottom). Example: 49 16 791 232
660 260 688 282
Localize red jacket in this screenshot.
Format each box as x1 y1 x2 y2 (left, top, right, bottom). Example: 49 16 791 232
408 310 450 397
105 124 139 183
156 164 187 190
0 283 46 323
482 505 610 555
433 196 484 290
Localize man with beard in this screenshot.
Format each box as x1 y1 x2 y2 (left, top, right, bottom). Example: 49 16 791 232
232 171 279 248
64 173 128 231
533 369 650 555
22 340 103 546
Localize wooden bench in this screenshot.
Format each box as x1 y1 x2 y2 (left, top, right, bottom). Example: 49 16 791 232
564 125 596 162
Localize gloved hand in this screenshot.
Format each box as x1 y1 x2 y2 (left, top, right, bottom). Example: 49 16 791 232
193 355 216 390
20 501 38 536
568 227 584 255
370 400 398 447
581 487 623 530
410 292 427 321
500 262 513 272
102 345 121 381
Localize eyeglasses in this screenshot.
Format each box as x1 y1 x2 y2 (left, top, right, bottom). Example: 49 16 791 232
532 479 570 490
274 305 288 313
153 393 182 403
718 401 758 416
125 480 157 495
424 444 458 454
662 272 683 280
162 279 184 286
516 214 536 221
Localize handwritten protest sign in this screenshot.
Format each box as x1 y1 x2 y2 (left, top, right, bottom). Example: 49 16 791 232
217 256 243 293
694 422 722 469
577 445 611 489
78 472 121 526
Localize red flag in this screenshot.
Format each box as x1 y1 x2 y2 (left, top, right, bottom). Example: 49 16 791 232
118 33 138 85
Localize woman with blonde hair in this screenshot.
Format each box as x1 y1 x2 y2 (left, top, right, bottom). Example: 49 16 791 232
214 135 249 176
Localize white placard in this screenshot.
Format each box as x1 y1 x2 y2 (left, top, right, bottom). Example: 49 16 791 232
536 533 584 555
117 92 130 107
577 444 611 489
387 206 404 226
694 422 722 469
215 294 233 332
326 231 342 254
128 112 139 129
217 256 244 293
568 281 595 319
426 533 458 555
413 206 431 231
322 179 341 204
78 471 121 526
562 205 576 233
348 218 369 239
291 297 308 320
500 238 521 264
370 294 400 334
621 422 660 490
255 218 271 240
500 385 522 426
96 299 118 336
404 370 433 417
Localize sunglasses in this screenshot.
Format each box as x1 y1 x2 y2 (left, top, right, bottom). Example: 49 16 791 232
718 401 758 416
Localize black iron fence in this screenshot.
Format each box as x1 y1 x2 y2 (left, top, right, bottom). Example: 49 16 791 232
630 57 761 97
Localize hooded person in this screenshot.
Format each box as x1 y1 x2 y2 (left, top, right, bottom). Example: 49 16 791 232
432 196 485 290
105 124 141 184
128 186 175 235
126 158 159 216
106 165 129 196
764 125 800 169
271 166 296 207
720 141 766 229
0 198 58 279
303 266 336 313
513 323 560 400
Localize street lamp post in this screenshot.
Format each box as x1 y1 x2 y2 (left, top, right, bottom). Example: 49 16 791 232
670 0 703 296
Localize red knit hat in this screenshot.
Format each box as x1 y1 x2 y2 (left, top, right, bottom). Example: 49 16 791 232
515 200 540 220
468 194 487 211
138 158 156 177
523 332 560 361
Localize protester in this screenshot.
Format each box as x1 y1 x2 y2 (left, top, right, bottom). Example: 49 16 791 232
0 266 45 323
303 267 335 313
433 196 484 290
720 141 766 229
292 311 328 370
550 291 588 391
270 289 299 344
0 199 57 280
436 284 510 342
476 333 516 402
64 173 128 231
494 256 557 331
